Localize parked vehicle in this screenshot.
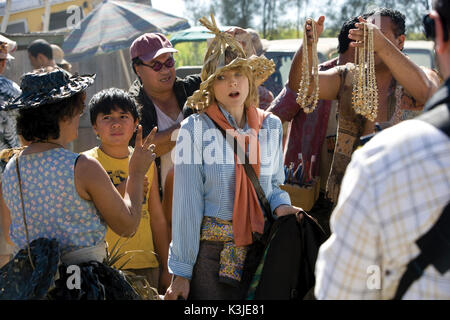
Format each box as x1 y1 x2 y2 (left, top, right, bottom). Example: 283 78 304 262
264 38 338 96
170 25 233 78
169 27 436 97
264 38 436 96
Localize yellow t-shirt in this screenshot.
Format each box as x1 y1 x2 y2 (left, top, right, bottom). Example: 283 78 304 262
83 146 158 269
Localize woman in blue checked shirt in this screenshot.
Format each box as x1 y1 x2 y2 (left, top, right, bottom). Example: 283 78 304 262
164 15 300 300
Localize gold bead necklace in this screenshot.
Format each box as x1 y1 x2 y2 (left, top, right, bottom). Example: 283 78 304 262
296 19 320 113
351 23 378 121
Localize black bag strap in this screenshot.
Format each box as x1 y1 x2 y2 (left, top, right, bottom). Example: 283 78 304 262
393 88 450 299
418 84 450 137
393 202 450 299
206 115 274 223
15 152 35 270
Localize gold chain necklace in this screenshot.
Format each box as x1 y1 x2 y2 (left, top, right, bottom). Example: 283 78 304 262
296 18 320 113
351 23 378 121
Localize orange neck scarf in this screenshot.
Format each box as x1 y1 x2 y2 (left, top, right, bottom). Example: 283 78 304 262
205 103 268 247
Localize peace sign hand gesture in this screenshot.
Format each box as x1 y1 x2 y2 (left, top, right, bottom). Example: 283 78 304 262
129 125 157 177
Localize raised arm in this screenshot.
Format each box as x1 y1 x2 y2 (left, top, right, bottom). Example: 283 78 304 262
288 16 341 102
75 126 157 237
349 17 439 105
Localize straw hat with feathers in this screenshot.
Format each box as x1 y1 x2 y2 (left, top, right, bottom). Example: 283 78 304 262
186 14 275 112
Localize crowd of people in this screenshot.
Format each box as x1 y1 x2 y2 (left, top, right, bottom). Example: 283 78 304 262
0 0 448 300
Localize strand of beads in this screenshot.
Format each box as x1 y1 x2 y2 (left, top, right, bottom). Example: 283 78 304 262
352 23 378 121
296 19 320 113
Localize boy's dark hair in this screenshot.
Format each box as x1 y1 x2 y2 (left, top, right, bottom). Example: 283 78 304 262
27 39 53 59
17 92 84 141
370 7 406 37
88 87 139 125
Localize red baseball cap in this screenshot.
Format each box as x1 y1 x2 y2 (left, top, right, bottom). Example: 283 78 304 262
130 33 177 62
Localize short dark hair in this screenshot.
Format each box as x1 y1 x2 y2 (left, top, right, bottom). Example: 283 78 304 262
434 0 450 39
370 8 406 37
338 17 360 54
17 92 84 141
88 88 139 126
337 13 375 54
131 57 143 76
27 39 53 59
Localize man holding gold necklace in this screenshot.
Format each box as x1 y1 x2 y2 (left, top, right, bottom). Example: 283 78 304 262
290 8 441 205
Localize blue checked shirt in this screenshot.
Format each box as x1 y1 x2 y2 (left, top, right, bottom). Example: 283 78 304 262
315 119 450 299
168 106 291 279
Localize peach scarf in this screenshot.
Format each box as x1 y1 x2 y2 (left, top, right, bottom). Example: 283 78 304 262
205 103 268 247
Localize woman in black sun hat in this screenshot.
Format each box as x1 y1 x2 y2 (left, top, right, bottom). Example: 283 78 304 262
0 67 157 299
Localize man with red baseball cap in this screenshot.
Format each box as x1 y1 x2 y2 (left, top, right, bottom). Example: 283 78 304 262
129 33 202 200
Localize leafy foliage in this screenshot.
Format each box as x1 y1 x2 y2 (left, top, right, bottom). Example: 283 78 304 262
322 0 430 35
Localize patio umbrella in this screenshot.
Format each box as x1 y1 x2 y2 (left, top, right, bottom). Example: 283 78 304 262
62 0 190 85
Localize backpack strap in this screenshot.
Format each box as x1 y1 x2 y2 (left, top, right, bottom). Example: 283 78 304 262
206 115 274 224
392 87 450 299
418 84 450 137
393 202 450 299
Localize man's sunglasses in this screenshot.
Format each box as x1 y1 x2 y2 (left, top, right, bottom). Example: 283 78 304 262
140 57 175 72
423 13 449 41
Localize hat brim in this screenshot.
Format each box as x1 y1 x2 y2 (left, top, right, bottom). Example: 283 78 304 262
186 55 275 111
56 59 72 69
3 73 95 111
139 47 178 62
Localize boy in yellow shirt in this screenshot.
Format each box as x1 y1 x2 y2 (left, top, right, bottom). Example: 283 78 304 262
83 88 170 294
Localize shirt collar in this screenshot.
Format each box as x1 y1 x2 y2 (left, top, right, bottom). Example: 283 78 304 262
217 104 249 132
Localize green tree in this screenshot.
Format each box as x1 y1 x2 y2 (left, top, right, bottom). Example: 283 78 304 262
219 0 259 28
261 0 302 39
184 0 216 25
322 0 430 37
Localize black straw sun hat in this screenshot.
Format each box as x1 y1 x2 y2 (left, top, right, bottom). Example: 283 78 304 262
2 68 95 111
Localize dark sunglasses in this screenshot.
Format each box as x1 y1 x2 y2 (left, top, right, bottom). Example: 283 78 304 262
423 13 449 41
140 56 175 72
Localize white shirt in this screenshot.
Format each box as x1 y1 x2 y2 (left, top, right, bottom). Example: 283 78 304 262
154 103 183 191
315 119 450 299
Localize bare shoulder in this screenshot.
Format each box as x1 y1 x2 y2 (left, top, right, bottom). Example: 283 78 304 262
422 66 442 87
75 153 104 174
74 154 111 200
